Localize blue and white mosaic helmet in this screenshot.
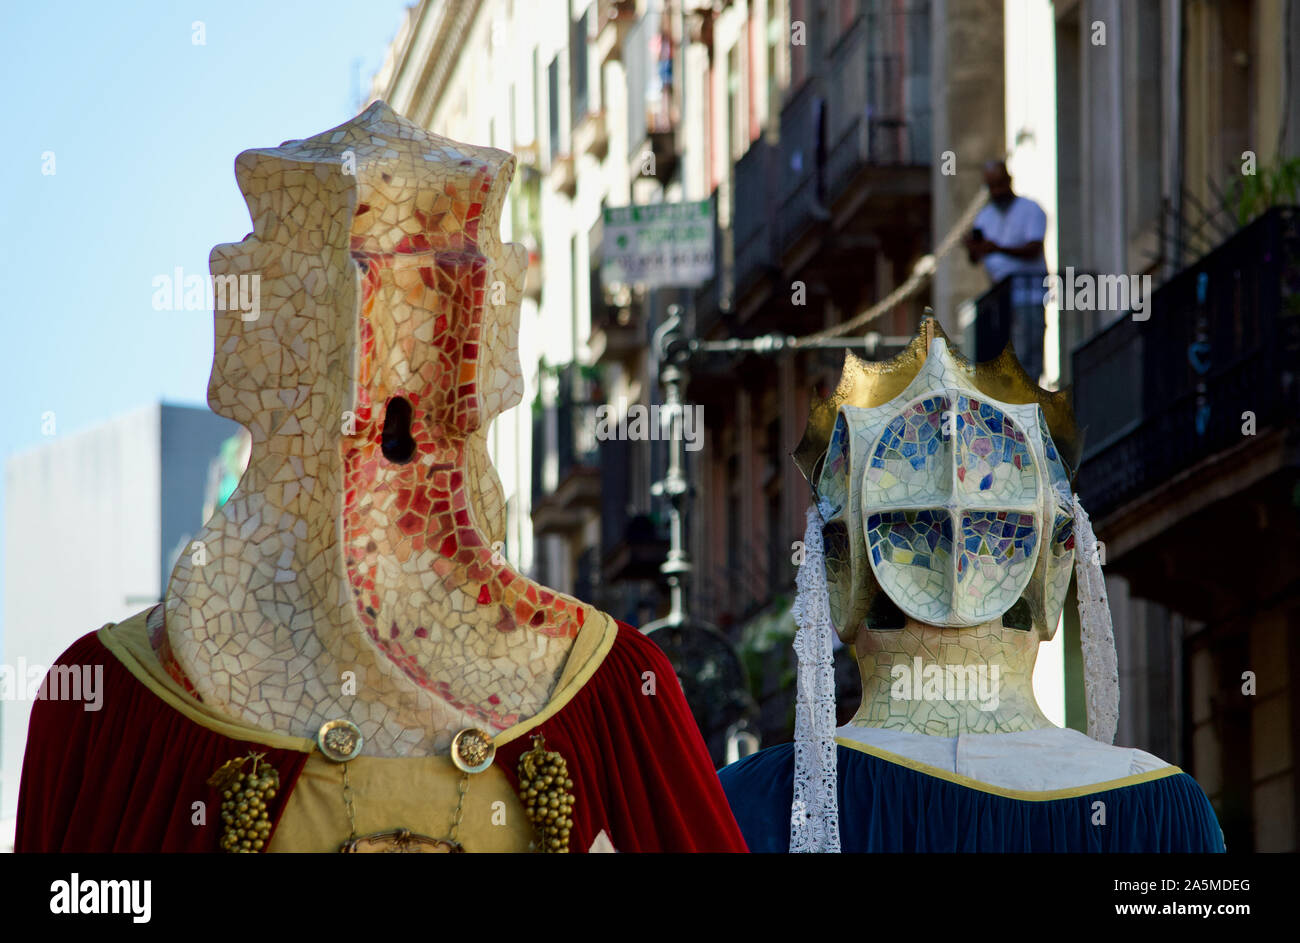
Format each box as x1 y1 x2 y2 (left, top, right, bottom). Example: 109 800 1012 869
794 316 1088 646
813 332 1076 638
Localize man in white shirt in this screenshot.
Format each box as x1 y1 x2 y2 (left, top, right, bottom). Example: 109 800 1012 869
963 161 1048 379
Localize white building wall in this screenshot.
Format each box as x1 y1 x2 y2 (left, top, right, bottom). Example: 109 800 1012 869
1005 0 1065 728
1 405 162 848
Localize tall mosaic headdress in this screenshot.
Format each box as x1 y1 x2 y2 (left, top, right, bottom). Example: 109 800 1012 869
787 315 1118 853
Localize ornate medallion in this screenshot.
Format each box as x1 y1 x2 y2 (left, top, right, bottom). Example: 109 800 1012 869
316 719 364 762
450 726 496 774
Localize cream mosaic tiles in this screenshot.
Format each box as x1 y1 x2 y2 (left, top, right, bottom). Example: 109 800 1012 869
161 102 596 757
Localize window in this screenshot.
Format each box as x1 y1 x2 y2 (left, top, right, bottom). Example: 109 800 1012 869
571 233 580 355
572 9 590 123
548 54 561 163
767 0 783 128
625 12 652 153
532 46 540 145
508 82 517 149
728 43 743 161
1126 1 1162 243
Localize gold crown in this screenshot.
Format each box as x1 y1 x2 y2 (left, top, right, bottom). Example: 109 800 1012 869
792 314 1080 484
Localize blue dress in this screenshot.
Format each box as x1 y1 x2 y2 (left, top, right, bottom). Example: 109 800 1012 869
719 737 1225 853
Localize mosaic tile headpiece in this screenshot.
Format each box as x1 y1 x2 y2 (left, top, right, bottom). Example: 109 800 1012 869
790 315 1119 735
787 316 1121 850
796 316 1079 639
164 102 594 755
208 99 524 540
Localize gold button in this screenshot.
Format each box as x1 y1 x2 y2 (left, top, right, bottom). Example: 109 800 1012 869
450 727 496 774
316 719 364 762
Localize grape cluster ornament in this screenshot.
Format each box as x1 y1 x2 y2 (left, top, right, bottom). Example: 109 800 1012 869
517 734 575 853
208 752 280 853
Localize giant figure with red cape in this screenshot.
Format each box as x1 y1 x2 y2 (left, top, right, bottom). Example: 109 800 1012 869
17 103 746 854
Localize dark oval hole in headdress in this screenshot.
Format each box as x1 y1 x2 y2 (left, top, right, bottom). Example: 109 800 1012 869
381 395 417 464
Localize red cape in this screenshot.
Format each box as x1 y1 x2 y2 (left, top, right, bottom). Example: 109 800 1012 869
16 621 747 853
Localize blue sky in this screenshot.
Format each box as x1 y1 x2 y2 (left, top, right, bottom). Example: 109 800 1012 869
0 0 413 641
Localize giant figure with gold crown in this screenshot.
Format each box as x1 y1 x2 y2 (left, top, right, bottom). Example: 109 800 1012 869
718 316 1225 852
16 103 747 853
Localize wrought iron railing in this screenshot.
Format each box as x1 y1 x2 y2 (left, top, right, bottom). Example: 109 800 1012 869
598 434 670 583
693 188 732 337
776 77 825 249
531 363 602 503
1072 206 1300 519
825 5 932 193
733 139 779 298
692 5 930 332
973 272 1053 378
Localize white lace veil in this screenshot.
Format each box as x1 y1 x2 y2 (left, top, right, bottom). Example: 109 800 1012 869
789 501 842 853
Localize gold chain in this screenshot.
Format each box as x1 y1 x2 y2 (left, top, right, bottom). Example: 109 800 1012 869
341 761 358 842
339 759 471 850
448 771 469 845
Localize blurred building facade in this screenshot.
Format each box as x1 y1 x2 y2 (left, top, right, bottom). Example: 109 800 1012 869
367 0 1049 745
372 0 1300 852
1058 0 1300 852
372 0 1054 757
1 403 243 851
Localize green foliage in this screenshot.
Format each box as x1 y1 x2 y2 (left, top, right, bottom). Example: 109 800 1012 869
1228 155 1300 227
736 595 798 704
536 360 603 386
511 164 543 253
533 359 605 416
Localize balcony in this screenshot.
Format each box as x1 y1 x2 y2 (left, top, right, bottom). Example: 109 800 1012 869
732 139 780 302
596 0 637 65
573 108 608 161
1072 207 1300 528
588 210 644 362
631 127 678 183
767 16 928 295
972 272 1056 381
825 10 932 194
531 364 603 536
775 77 826 255
599 436 670 584
693 188 733 339
589 299 644 363
624 10 679 183
549 152 577 199
691 7 930 336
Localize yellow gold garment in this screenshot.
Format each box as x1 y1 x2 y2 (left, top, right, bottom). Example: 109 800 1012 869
269 753 532 852
96 606 618 853
269 611 616 853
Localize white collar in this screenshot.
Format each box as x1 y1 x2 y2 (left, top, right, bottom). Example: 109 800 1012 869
834 725 1171 793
